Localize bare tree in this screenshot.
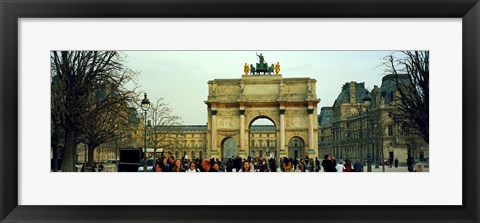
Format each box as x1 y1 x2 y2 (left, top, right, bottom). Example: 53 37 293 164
80 75 138 171
146 98 182 160
384 51 429 144
51 51 137 172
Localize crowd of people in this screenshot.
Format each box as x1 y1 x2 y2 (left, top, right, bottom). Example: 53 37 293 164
82 153 421 172
149 154 407 172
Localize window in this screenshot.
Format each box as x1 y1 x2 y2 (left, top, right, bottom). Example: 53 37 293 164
388 125 393 136
388 111 392 118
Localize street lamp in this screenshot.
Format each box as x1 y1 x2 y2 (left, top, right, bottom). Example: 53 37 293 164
141 93 150 172
373 123 380 169
362 94 372 172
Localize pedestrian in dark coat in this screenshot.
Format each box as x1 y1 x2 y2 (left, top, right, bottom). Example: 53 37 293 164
292 158 298 170
226 158 234 172
268 158 277 172
315 157 321 172
323 154 337 172
353 160 364 172
234 156 242 172
407 156 414 172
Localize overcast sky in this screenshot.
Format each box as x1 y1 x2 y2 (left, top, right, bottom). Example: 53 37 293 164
124 51 392 125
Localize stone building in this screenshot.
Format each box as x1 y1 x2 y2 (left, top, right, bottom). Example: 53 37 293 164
318 74 428 165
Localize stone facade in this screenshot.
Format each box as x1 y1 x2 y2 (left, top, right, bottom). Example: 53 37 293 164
205 75 320 160
318 75 429 165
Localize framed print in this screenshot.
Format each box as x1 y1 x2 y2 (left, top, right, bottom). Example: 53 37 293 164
1 0 479 222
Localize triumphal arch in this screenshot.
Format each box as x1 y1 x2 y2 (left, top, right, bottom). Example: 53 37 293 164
204 55 320 160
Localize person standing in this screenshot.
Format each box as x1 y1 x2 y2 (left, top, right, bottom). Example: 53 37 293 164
321 155 327 172
335 160 344 172
407 156 414 172
172 159 184 172
212 162 220 171
323 154 337 172
300 159 306 172
309 158 315 172
315 157 321 172
353 160 364 172
154 162 165 172
292 158 298 170
394 158 399 168
343 159 352 172
280 157 285 172
268 158 277 172
283 157 292 172
234 156 242 172
258 158 268 172
186 161 199 172
201 159 217 172
167 156 175 172
240 160 254 172
226 158 234 172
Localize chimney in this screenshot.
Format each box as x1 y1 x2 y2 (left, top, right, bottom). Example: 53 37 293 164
349 81 356 103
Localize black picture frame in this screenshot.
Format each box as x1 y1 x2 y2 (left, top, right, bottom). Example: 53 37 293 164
1 0 478 222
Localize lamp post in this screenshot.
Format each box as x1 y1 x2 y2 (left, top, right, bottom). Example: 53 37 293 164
362 94 372 172
141 93 150 172
374 123 380 169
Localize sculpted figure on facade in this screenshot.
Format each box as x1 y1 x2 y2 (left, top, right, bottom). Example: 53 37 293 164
212 83 216 97
244 63 250 75
274 62 280 75
257 53 265 64
307 79 313 98
239 82 244 96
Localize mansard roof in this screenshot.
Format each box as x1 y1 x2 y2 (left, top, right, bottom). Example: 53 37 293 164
318 107 333 127
380 74 411 104
334 82 371 106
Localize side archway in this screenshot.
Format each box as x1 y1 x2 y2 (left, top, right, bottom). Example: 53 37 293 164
221 137 238 162
288 136 306 159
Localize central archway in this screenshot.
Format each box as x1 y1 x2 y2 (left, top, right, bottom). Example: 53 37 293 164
248 117 277 159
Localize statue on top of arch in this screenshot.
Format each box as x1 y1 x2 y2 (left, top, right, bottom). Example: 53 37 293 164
244 53 277 75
